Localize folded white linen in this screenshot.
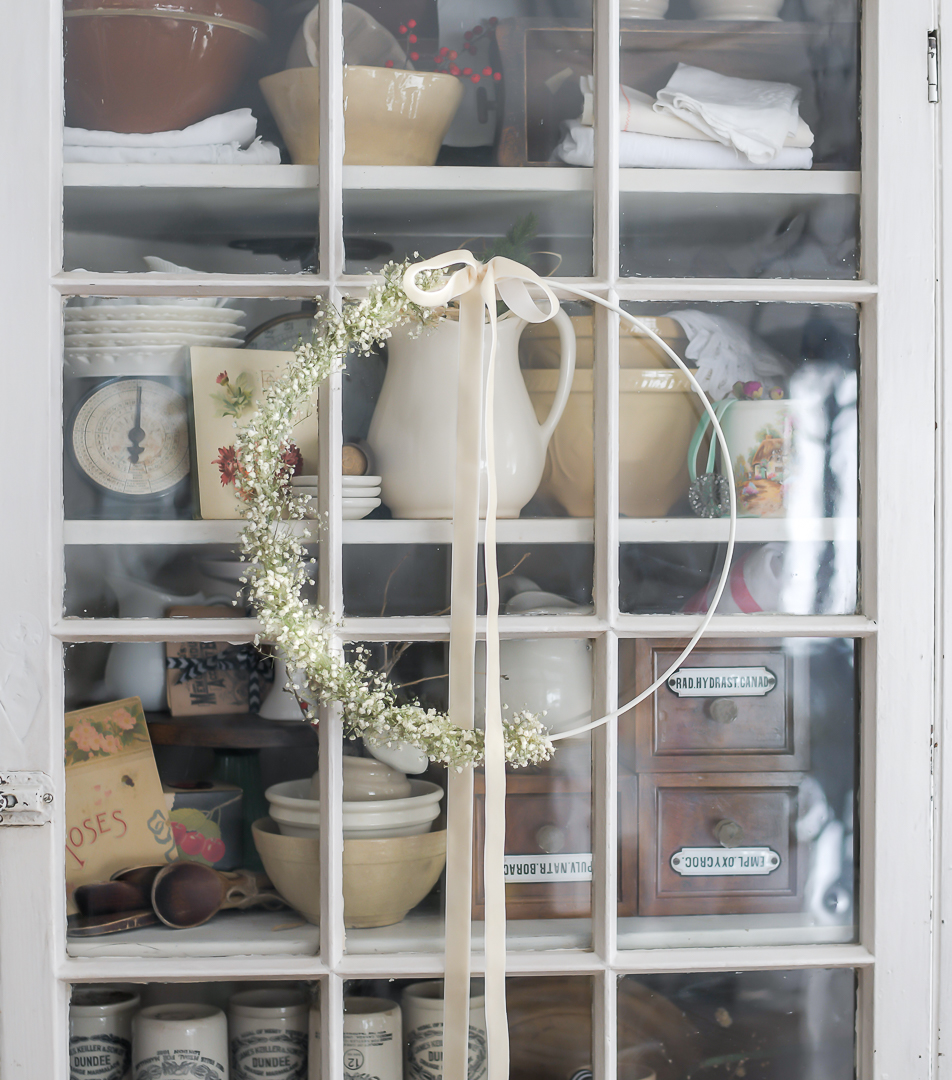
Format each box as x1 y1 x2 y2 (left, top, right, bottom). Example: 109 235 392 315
64 109 259 148
553 122 813 169
578 76 813 147
654 64 802 164
63 138 281 164
666 310 792 400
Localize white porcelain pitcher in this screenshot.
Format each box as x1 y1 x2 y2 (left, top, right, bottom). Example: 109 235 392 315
367 308 576 518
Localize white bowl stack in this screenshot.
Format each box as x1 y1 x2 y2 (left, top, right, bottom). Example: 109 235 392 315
65 297 247 377
291 474 383 520
265 758 444 840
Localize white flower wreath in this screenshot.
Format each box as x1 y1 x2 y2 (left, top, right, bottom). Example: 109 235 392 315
233 261 554 770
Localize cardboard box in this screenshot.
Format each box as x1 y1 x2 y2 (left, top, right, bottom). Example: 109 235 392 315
165 606 252 716
164 781 243 870
189 346 318 520
65 697 177 913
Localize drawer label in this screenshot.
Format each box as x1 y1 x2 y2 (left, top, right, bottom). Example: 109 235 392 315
502 854 593 883
670 847 781 876
666 666 777 697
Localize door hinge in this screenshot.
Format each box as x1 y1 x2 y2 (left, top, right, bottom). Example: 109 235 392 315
929 30 940 103
0 772 54 825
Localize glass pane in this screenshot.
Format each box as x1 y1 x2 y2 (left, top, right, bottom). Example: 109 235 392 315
62 0 320 275
617 968 855 1079
618 636 857 948
618 301 858 616
341 976 593 1079
341 641 594 955
615 5 860 279
338 7 594 274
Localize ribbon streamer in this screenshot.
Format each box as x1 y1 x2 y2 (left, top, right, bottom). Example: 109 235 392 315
404 253 560 1080
402 254 736 1080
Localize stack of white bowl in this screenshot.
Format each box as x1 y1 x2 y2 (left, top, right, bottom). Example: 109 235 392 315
65 297 247 377
291 475 383 520
265 758 443 840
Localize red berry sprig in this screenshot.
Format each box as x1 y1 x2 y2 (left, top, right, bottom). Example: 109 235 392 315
393 17 501 84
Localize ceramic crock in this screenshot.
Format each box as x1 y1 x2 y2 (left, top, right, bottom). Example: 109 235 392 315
401 981 487 1080
368 309 576 518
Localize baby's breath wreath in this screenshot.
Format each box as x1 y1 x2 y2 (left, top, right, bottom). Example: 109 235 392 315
233 261 553 770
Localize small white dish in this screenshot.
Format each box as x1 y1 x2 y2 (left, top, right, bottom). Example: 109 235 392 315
343 487 382 499
309 757 412 802
342 498 381 520
64 345 191 377
65 319 245 336
363 735 429 775
619 0 668 15
690 0 782 17
64 331 241 347
66 305 246 323
291 475 318 486
339 474 382 488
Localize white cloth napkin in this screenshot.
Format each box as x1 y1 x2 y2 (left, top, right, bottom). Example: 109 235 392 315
63 138 281 164
553 122 813 170
654 64 803 164
64 109 259 148
665 310 792 400
578 76 813 147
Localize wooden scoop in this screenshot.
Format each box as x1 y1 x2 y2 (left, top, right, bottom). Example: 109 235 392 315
149 863 282 929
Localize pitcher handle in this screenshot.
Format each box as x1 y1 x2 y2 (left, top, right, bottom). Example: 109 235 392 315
525 306 576 448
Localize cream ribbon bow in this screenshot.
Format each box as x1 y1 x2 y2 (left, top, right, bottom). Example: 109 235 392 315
403 252 562 1080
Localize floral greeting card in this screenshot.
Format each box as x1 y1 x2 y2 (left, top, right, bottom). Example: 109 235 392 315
65 697 177 913
189 346 319 519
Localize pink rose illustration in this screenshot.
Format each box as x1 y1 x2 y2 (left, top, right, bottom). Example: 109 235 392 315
70 719 103 753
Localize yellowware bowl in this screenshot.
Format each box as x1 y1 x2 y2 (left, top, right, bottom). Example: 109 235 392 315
259 65 465 166
252 817 447 928
523 369 702 518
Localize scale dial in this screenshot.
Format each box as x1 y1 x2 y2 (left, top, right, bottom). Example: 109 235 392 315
69 378 190 498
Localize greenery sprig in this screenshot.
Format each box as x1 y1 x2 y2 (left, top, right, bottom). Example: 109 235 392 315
232 260 554 770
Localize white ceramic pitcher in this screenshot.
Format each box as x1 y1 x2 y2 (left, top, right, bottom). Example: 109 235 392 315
367 309 576 518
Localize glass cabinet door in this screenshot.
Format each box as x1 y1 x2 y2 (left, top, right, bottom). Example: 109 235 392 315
0 0 941 1074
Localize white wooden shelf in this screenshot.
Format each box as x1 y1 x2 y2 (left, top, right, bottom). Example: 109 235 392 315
62 164 860 244
63 516 856 546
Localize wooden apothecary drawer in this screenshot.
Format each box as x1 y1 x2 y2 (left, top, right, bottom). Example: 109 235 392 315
473 771 637 919
622 639 809 773
636 773 806 916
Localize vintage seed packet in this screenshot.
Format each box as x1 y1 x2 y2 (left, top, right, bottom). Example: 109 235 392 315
189 345 319 519
65 697 177 914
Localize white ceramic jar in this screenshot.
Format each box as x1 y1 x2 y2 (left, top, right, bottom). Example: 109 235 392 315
401 981 487 1080
228 989 309 1080
132 1004 229 1080
342 997 403 1080
70 986 140 1080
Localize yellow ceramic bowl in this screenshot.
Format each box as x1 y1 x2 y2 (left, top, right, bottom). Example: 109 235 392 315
523 368 702 518
252 817 447 928
259 65 464 166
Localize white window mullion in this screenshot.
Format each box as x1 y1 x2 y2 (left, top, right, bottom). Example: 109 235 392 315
593 0 619 282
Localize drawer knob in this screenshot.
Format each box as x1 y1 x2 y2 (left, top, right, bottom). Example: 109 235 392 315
536 824 567 854
713 818 744 848
707 698 739 724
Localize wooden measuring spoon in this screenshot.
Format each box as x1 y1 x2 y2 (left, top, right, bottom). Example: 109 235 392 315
150 863 281 929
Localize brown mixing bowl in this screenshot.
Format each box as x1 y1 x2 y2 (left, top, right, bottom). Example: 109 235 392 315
64 0 269 133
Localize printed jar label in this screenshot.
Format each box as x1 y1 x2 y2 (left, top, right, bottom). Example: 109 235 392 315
502 854 592 884
70 1035 131 1080
342 1026 397 1079
133 1048 226 1080
670 847 781 876
232 1030 307 1080
666 666 777 698
406 1023 487 1080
